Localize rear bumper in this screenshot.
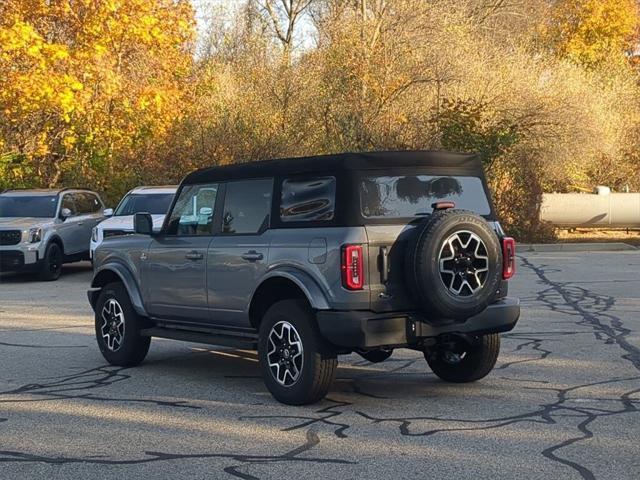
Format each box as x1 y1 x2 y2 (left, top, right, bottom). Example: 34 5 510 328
316 297 520 349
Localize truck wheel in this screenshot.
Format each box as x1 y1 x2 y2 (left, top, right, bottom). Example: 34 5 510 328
405 209 502 319
37 242 63 281
95 282 150 367
258 299 337 405
424 334 500 383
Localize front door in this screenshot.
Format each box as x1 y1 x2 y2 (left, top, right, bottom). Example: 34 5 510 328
208 178 273 327
145 183 219 324
57 193 85 254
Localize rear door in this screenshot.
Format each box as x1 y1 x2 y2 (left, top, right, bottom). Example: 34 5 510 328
207 178 273 327
74 192 104 252
144 184 219 323
359 173 494 312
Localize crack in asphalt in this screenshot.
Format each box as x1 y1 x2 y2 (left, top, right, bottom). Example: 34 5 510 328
0 365 200 409
0 428 354 471
240 398 353 439
520 256 640 372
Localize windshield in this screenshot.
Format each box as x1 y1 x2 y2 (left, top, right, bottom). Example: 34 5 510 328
0 195 58 218
114 193 174 216
360 175 491 218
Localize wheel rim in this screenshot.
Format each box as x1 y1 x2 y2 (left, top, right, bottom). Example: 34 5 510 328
442 350 467 364
100 298 125 352
49 247 62 273
438 230 489 296
267 320 304 387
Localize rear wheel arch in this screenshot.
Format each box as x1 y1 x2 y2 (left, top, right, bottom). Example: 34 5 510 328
249 274 326 330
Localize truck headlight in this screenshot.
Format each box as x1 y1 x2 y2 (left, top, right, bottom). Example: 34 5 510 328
91 227 98 242
27 227 42 243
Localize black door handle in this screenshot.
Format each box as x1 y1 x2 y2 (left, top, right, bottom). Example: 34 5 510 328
185 251 203 260
241 250 263 262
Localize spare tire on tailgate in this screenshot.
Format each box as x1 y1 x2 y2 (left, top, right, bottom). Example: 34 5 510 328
405 209 502 320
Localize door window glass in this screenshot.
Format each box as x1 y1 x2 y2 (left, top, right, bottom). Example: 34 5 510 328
76 193 101 214
222 179 273 235
61 194 77 216
280 176 336 222
166 184 218 235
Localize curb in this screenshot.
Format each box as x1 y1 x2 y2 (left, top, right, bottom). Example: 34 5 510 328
519 242 638 253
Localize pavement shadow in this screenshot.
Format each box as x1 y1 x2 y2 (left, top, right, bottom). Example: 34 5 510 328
0 261 92 284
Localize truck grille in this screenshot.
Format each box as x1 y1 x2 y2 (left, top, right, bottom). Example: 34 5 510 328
103 229 130 239
0 230 21 246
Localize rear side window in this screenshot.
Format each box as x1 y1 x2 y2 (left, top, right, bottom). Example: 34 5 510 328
280 176 336 222
76 193 102 214
360 175 491 218
222 179 273 234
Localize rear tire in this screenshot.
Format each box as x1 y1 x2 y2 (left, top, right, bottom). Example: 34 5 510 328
37 242 63 281
95 282 150 367
258 299 337 405
425 334 500 383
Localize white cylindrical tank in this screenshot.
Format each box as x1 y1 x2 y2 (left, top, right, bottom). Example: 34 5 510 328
540 192 640 228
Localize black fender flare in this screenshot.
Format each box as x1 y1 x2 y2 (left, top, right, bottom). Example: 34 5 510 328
88 263 147 317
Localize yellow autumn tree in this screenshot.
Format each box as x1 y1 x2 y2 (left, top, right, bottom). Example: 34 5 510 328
0 0 195 192
542 0 639 68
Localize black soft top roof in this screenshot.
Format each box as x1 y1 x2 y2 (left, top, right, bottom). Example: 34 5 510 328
184 151 482 184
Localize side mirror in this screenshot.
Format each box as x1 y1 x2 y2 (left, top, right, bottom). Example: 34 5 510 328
60 207 72 220
134 212 153 235
103 208 114 217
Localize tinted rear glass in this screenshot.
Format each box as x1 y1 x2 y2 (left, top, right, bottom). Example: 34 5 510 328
281 177 336 222
360 175 491 218
115 193 174 216
0 195 58 218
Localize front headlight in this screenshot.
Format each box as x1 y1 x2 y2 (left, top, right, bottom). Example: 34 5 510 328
91 226 98 242
27 227 42 243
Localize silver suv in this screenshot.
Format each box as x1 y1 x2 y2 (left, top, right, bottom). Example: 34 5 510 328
88 151 520 405
0 188 105 280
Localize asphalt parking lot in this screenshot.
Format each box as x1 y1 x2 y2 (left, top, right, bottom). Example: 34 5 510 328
1 252 639 479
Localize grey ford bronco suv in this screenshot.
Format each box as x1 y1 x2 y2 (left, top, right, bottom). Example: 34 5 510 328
88 151 519 405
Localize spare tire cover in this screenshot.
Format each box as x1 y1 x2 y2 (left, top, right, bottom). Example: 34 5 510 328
405 209 502 320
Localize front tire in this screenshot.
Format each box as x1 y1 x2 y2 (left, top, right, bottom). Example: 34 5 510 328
425 334 500 383
95 282 150 366
258 299 337 405
37 242 63 281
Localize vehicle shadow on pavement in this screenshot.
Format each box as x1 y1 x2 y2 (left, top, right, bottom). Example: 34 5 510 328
0 262 92 284
139 345 444 403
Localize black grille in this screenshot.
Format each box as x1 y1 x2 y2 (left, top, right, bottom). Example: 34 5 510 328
0 250 24 271
0 230 21 246
104 229 130 238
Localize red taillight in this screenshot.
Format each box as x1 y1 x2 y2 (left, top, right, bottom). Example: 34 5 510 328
502 237 516 279
342 245 364 290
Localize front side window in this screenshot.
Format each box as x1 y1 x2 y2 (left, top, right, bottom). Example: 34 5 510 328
280 176 336 222
61 194 78 216
166 184 218 235
360 175 491 218
222 179 273 234
115 193 174 216
0 195 58 218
